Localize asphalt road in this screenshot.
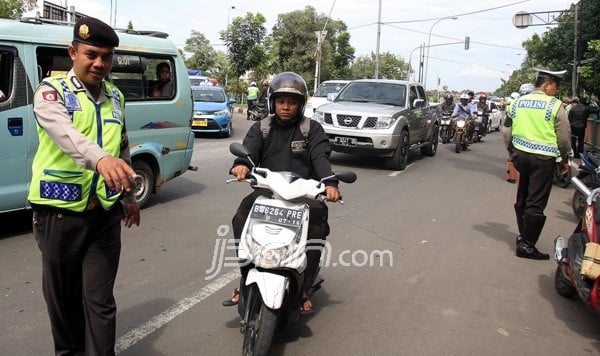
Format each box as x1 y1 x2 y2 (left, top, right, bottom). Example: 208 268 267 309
1 113 599 356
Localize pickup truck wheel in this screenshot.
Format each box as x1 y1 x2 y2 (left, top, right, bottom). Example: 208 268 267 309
421 125 438 157
386 130 410 170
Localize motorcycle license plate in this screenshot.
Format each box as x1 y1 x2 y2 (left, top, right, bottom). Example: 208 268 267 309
250 203 304 227
193 119 208 127
334 136 357 147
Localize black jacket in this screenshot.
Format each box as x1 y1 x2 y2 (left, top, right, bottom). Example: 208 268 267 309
569 104 597 129
233 115 338 186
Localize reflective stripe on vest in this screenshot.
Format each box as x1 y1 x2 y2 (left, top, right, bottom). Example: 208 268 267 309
28 76 125 212
511 93 559 157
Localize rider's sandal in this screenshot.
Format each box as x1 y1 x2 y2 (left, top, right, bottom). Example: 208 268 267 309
300 296 314 315
222 288 239 307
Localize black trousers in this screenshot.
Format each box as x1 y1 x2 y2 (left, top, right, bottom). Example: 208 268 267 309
232 190 330 291
33 204 123 356
512 149 555 216
571 126 585 156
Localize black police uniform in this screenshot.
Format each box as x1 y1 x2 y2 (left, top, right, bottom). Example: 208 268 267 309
231 114 337 290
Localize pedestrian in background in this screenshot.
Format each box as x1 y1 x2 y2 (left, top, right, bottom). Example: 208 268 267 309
569 97 600 158
503 68 571 260
29 16 140 355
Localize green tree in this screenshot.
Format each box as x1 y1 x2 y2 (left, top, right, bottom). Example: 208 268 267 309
0 0 35 19
127 20 133 30
580 39 600 98
184 30 217 72
349 52 408 80
270 6 355 89
220 12 267 79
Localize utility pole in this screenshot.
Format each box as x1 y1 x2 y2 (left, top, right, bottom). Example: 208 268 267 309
374 0 382 79
572 2 579 98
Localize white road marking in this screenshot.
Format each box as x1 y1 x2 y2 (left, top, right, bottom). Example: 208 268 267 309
388 163 414 176
115 269 241 354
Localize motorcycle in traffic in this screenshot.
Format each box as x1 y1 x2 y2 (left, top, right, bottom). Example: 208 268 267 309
439 110 453 144
248 101 269 121
472 110 486 143
453 117 472 153
572 151 600 220
227 143 357 356
554 176 600 316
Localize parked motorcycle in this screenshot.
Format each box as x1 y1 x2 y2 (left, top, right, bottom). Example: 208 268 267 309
453 117 471 153
554 176 600 315
439 110 453 144
227 143 357 356
572 151 600 220
248 101 268 121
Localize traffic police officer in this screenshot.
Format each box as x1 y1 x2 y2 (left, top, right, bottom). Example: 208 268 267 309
29 16 140 355
504 68 571 260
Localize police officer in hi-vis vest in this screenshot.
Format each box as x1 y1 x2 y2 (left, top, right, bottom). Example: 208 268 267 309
29 17 140 355
505 68 571 260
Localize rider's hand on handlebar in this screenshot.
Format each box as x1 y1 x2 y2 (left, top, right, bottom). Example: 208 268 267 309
325 186 341 202
230 165 250 181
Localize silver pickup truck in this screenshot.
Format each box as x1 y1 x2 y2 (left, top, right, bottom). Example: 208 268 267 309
313 79 439 170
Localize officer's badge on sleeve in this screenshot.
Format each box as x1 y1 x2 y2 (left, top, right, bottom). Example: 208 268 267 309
42 91 58 101
65 93 82 112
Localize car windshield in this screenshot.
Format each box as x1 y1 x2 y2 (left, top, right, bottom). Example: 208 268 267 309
335 82 406 107
193 89 225 102
314 82 347 97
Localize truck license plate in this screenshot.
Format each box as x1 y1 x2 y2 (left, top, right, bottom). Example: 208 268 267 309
334 136 357 147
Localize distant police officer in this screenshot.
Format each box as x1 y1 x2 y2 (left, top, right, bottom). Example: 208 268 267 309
30 17 140 355
505 68 571 260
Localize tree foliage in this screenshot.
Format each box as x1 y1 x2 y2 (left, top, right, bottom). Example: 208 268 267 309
184 30 217 72
349 52 408 80
270 6 355 89
220 12 267 78
0 0 35 19
500 0 600 98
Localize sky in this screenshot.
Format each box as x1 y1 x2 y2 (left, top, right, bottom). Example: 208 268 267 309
26 0 575 92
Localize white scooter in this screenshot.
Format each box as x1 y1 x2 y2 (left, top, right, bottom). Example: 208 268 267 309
227 143 356 356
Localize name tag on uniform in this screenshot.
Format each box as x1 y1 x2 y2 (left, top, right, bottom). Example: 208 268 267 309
291 140 306 154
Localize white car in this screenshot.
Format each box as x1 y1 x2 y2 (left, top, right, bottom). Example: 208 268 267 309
486 100 504 132
304 80 350 117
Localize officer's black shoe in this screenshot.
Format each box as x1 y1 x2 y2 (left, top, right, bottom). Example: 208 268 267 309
516 243 550 260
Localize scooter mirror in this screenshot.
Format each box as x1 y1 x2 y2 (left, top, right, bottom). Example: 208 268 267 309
229 142 250 158
335 171 357 183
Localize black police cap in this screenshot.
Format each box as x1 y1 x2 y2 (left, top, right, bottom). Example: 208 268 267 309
73 17 119 47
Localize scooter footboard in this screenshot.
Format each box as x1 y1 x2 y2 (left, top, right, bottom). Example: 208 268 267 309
245 269 289 310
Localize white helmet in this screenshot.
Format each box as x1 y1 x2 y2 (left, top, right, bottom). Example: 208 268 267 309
250 81 257 87
510 92 520 100
459 92 469 100
519 83 534 96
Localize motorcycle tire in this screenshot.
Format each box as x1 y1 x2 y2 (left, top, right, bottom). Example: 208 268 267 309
572 177 600 220
554 265 577 298
553 165 572 188
455 133 461 153
242 286 278 356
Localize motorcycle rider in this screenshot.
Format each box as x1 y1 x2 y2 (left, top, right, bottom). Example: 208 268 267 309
246 81 259 120
475 94 490 137
223 72 342 313
439 93 455 139
452 92 475 140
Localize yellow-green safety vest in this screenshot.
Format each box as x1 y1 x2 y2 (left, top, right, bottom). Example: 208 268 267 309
28 76 126 212
247 86 259 100
511 92 560 157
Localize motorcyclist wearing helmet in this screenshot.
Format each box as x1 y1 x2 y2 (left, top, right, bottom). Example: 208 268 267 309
439 93 454 113
224 72 341 313
246 81 260 120
452 92 476 139
475 94 490 137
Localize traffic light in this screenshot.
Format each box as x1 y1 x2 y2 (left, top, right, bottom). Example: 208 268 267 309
464 36 470 50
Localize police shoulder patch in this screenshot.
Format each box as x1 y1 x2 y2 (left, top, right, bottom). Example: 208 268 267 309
42 91 58 101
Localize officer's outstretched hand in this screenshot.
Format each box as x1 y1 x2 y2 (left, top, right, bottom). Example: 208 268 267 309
97 156 137 192
325 186 341 202
560 160 570 176
230 165 250 181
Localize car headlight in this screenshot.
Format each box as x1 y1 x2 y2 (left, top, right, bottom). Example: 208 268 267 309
314 111 325 123
376 116 396 129
214 109 229 116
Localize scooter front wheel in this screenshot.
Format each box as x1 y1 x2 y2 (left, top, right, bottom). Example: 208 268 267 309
242 286 278 356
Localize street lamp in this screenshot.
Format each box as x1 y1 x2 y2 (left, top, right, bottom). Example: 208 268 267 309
424 16 457 90
225 5 235 87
